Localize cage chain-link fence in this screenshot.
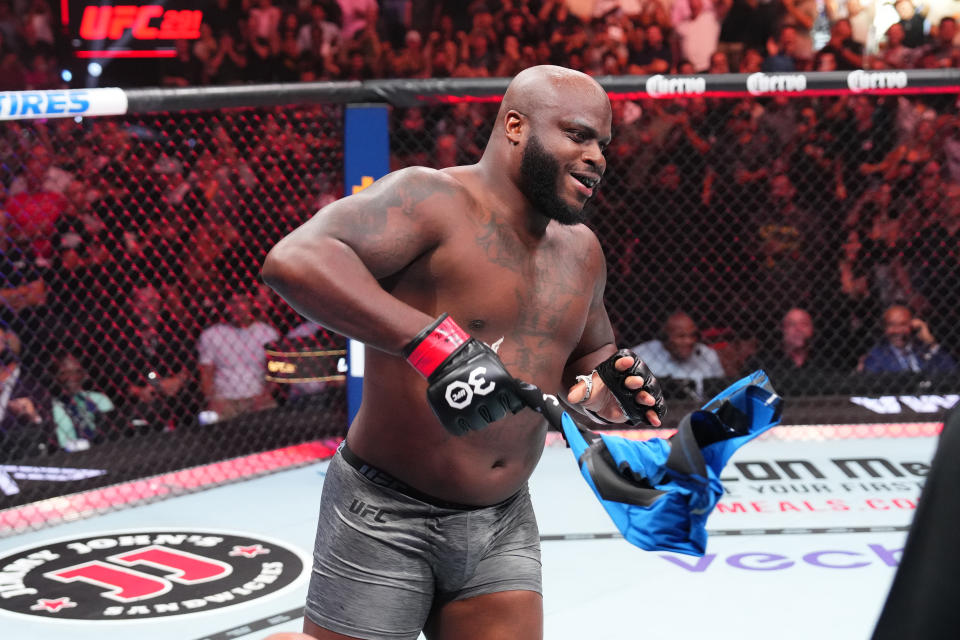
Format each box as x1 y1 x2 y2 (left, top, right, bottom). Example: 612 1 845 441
3 90 960 533
1 104 347 530
397 94 960 402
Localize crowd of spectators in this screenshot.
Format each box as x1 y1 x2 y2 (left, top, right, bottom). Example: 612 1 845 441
3 85 960 457
597 82 960 368
2 0 960 91
3 1 960 458
0 105 345 457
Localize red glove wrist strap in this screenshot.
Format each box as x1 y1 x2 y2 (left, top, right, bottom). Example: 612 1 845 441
406 316 470 377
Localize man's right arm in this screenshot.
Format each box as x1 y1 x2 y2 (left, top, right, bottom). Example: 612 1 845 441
260 167 461 355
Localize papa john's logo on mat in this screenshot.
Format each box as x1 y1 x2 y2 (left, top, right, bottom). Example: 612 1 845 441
0 530 307 621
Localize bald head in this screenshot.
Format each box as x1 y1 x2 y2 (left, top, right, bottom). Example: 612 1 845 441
496 65 609 128
782 308 813 352
487 65 612 225
664 312 698 362
883 304 914 348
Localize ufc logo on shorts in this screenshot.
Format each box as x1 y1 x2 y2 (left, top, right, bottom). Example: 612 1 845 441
445 367 495 409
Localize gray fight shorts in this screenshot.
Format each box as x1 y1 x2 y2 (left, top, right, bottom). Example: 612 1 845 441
305 441 542 640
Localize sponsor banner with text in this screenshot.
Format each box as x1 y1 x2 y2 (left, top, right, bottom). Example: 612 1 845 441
0 89 127 121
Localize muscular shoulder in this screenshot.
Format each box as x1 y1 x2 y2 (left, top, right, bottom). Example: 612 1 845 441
552 222 606 271
362 166 475 214
337 166 481 238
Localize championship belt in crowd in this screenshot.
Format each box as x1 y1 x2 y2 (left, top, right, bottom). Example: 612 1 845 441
517 370 783 557
264 333 347 386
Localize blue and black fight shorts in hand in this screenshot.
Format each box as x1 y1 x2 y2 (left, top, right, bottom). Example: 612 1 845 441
518 370 783 556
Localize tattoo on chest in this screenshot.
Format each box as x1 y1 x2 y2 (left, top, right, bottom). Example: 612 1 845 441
510 254 587 376
475 213 526 271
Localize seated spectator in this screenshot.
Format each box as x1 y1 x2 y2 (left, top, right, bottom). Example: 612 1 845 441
337 0 378 42
817 18 864 70
860 305 957 374
208 29 249 85
632 311 724 400
389 29 428 77
894 0 929 49
738 46 764 72
50 351 114 452
0 214 50 364
22 51 58 90
814 49 838 70
9 142 74 196
18 15 55 62
0 328 53 458
762 25 802 71
881 22 915 68
0 40 26 91
5 143 72 260
297 2 340 60
778 0 816 63
744 308 832 384
627 24 672 73
748 173 821 319
708 50 731 73
161 38 204 87
717 0 778 72
672 0 731 72
198 291 279 422
94 282 197 432
917 17 960 68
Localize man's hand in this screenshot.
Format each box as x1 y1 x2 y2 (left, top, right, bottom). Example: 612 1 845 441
567 351 664 426
8 398 41 424
911 318 936 345
130 384 157 404
404 314 524 435
159 373 186 397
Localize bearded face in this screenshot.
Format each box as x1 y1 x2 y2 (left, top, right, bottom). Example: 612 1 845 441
518 133 589 225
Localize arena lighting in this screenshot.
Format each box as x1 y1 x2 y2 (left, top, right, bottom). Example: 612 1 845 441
87 61 102 77
60 69 72 83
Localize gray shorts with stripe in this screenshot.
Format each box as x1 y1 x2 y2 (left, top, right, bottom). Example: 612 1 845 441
304 444 542 640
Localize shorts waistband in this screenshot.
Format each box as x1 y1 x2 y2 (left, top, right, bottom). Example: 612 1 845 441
339 440 493 511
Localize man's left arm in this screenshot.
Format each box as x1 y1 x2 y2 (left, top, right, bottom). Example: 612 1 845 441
561 251 663 426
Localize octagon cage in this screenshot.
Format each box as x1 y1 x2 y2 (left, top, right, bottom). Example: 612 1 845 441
1 70 958 533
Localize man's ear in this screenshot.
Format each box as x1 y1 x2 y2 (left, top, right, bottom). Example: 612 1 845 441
505 109 524 146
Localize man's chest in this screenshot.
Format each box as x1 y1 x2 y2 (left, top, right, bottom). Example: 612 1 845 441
400 238 596 378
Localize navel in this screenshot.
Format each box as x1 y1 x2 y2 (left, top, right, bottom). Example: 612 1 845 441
491 459 506 469
469 319 486 331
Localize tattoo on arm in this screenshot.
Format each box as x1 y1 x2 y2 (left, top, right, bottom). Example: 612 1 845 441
328 169 462 276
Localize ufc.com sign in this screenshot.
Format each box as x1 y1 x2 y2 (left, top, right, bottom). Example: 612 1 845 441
0 530 306 620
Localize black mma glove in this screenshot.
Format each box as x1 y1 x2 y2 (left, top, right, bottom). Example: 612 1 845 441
593 349 666 426
403 313 524 436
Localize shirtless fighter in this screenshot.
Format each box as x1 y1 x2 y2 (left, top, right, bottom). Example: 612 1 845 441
261 65 665 640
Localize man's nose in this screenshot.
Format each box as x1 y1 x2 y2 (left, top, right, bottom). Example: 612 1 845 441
583 143 605 171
